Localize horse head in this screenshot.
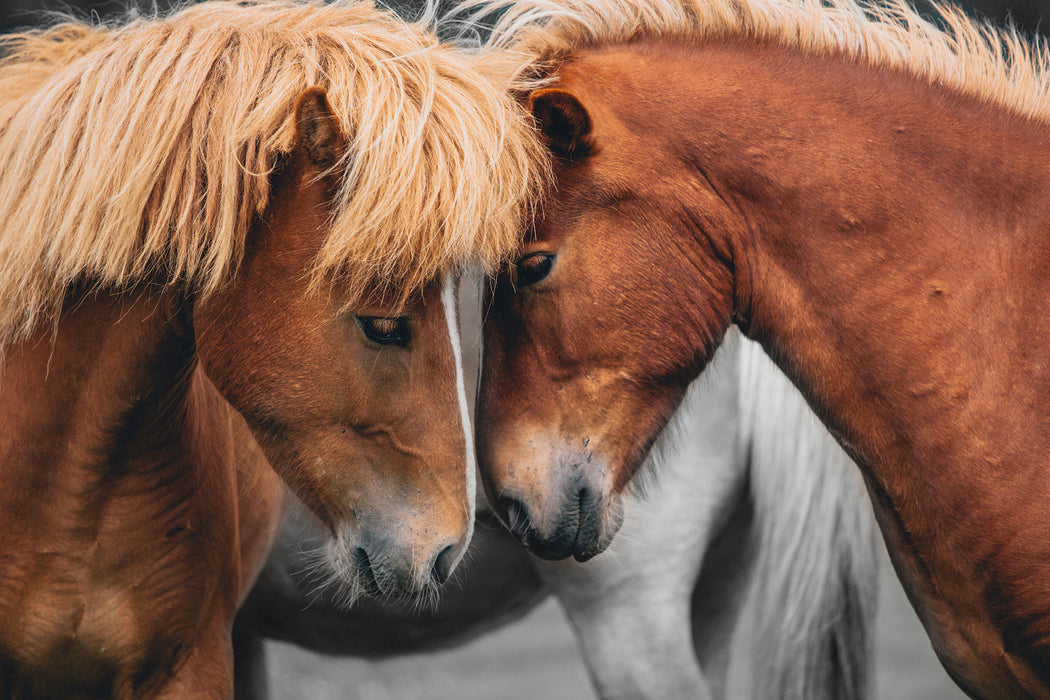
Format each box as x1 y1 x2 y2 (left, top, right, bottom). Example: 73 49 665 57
197 89 473 600
478 68 736 561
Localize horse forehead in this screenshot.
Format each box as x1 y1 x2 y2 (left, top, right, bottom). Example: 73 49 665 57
410 276 460 355
417 276 454 317
557 45 683 100
560 47 643 82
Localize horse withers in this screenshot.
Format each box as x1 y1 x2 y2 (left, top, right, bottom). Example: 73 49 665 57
466 0 1050 696
0 2 542 696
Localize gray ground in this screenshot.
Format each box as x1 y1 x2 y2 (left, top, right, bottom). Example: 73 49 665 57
263 544 965 700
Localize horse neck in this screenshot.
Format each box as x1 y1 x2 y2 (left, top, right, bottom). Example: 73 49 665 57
0 285 241 650
0 284 230 477
622 40 1050 690
617 40 1050 476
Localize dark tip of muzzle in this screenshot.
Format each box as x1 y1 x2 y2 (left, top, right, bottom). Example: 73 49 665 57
430 544 457 585
496 494 567 559
496 490 605 562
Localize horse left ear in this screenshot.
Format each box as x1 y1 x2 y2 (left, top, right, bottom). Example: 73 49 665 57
529 88 593 159
294 87 346 168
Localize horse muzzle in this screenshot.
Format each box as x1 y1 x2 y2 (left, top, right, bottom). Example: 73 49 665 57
326 524 469 602
495 478 623 562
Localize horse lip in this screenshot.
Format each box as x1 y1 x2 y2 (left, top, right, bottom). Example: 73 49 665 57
572 546 602 563
528 539 575 560
518 493 609 561
518 521 578 560
526 522 607 561
571 519 609 561
569 526 608 562
493 483 613 561
570 486 602 552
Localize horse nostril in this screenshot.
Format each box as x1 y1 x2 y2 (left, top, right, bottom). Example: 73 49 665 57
350 546 382 595
430 544 457 584
571 486 603 562
351 546 370 570
496 495 532 540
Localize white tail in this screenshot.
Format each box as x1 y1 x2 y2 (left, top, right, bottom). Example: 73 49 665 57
734 336 879 700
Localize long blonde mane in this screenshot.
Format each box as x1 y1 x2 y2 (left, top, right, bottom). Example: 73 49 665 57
0 0 546 346
452 0 1050 122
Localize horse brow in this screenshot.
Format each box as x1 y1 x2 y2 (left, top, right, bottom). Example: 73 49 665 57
580 182 639 209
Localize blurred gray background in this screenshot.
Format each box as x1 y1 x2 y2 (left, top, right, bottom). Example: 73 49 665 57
1 0 1043 697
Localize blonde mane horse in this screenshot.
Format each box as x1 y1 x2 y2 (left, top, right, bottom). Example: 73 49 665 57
0 1 543 696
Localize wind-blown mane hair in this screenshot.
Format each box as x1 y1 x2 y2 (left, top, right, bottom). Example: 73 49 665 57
0 0 546 346
450 0 1050 121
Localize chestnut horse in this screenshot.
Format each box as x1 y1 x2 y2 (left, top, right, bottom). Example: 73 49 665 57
235 328 877 700
463 0 1050 696
0 2 542 696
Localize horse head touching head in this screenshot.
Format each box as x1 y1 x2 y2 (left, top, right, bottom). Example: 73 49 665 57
477 82 724 561
0 1 543 693
470 17 733 562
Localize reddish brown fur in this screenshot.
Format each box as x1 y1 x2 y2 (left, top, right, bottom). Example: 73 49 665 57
479 41 1050 697
0 88 472 697
196 91 470 544
0 289 243 698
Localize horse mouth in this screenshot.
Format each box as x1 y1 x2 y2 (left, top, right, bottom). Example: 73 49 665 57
498 486 620 561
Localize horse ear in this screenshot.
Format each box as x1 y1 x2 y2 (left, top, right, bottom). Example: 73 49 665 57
529 88 593 159
294 87 345 168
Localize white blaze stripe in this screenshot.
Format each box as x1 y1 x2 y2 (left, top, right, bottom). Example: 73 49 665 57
443 276 475 564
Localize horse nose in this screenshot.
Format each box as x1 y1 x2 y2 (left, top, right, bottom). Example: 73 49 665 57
496 488 601 561
570 486 603 562
496 495 533 542
349 545 383 596
349 532 467 596
430 544 458 584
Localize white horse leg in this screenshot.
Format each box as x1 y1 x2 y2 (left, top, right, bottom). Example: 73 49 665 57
537 337 746 700
544 558 709 700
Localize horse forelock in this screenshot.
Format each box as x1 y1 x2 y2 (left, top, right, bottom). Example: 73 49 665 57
451 0 1050 130
0 0 548 347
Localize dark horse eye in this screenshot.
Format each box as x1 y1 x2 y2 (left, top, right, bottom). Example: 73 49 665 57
356 316 410 348
512 253 555 289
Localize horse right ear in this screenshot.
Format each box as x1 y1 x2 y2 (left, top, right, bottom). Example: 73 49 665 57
294 87 346 168
528 88 593 159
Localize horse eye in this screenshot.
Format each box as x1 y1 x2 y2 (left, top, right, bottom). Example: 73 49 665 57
512 253 555 289
356 316 410 348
